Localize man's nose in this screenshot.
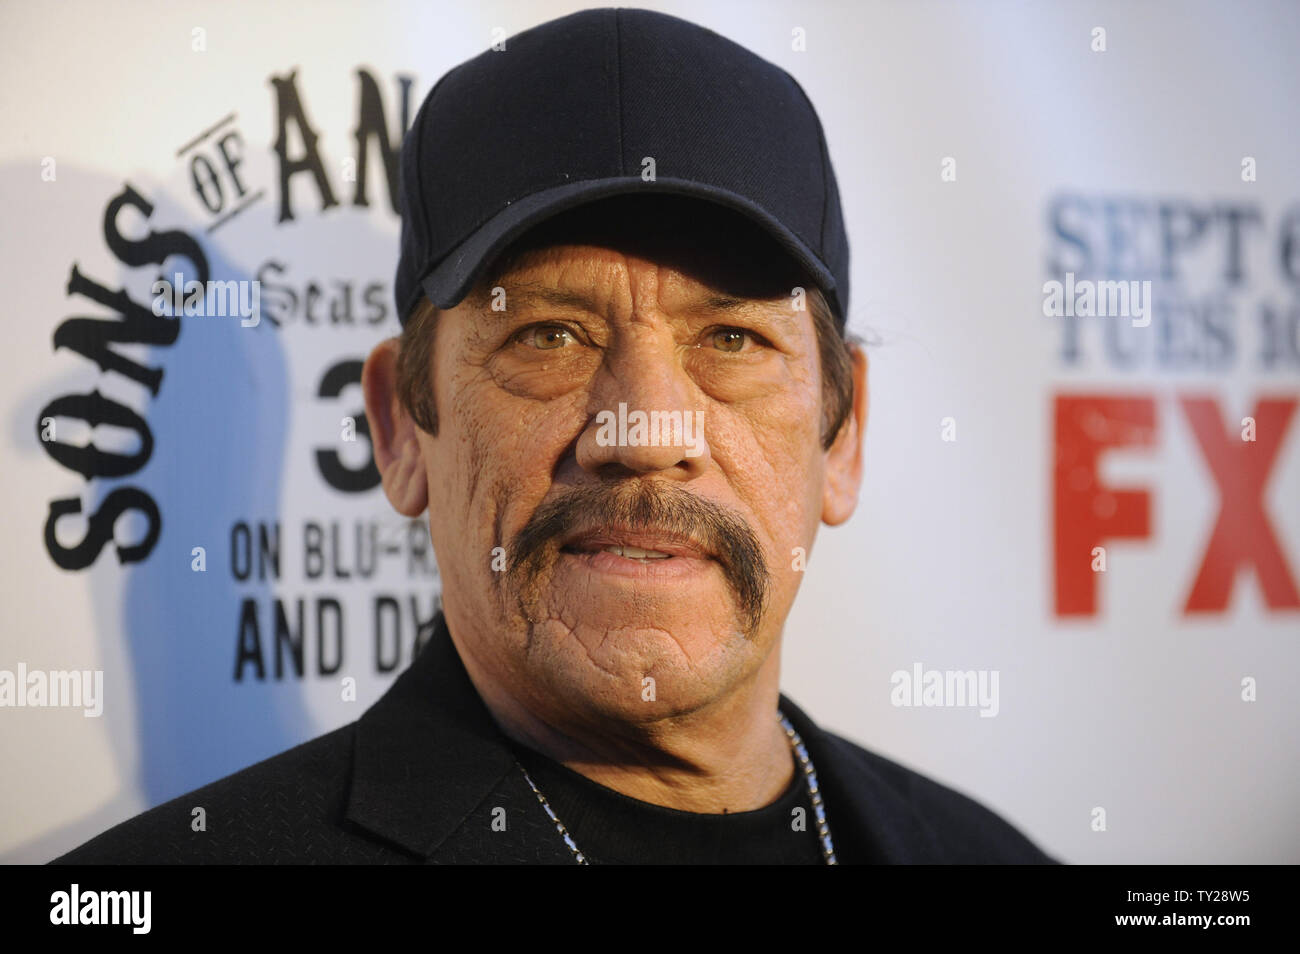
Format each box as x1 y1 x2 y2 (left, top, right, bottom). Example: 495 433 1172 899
574 334 711 478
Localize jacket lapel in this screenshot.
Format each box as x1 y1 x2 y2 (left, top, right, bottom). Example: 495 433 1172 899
345 611 527 859
780 694 942 863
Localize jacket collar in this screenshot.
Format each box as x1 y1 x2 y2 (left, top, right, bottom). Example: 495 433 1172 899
779 695 943 863
345 611 519 858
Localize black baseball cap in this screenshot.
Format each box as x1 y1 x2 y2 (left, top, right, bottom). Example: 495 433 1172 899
394 7 850 331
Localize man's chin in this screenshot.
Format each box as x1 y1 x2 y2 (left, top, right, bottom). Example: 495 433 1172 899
516 611 758 716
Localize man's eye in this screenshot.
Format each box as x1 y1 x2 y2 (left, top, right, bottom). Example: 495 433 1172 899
519 325 575 350
710 328 753 353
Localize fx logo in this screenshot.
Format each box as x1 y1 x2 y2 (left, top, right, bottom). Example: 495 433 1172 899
1054 393 1299 616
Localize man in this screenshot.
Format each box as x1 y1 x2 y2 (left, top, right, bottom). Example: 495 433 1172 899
55 8 1053 865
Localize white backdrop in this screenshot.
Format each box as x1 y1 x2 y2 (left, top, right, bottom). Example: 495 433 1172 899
1 0 1297 864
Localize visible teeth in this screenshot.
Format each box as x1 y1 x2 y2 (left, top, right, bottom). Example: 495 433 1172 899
603 545 671 560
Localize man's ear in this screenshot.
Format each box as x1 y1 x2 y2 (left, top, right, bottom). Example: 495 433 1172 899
362 338 429 517
822 342 868 526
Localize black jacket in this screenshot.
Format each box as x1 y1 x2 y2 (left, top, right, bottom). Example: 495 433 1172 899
53 613 1056 864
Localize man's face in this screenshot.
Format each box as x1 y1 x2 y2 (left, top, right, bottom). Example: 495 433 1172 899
373 203 865 730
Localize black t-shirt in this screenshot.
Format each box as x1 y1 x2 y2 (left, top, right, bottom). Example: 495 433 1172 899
509 738 826 865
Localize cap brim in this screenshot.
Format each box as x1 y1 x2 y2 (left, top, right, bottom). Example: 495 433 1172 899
418 176 841 319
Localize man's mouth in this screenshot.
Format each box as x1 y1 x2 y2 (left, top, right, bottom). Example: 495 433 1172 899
559 530 711 564
507 485 770 633
593 545 671 562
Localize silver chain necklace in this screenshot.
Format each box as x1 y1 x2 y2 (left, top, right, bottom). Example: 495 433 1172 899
519 710 838 864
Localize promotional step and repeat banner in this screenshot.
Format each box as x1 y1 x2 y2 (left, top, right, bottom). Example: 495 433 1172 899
2 0 1296 864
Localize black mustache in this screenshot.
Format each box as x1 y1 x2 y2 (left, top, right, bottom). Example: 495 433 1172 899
506 482 770 635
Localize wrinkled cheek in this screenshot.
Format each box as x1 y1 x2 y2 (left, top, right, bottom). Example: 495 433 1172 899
524 562 753 643
522 594 755 685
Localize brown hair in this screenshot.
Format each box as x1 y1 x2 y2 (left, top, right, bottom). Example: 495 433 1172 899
397 284 857 450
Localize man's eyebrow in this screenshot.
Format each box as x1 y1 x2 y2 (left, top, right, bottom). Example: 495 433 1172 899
486 281 596 312
479 282 800 329
701 293 800 332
